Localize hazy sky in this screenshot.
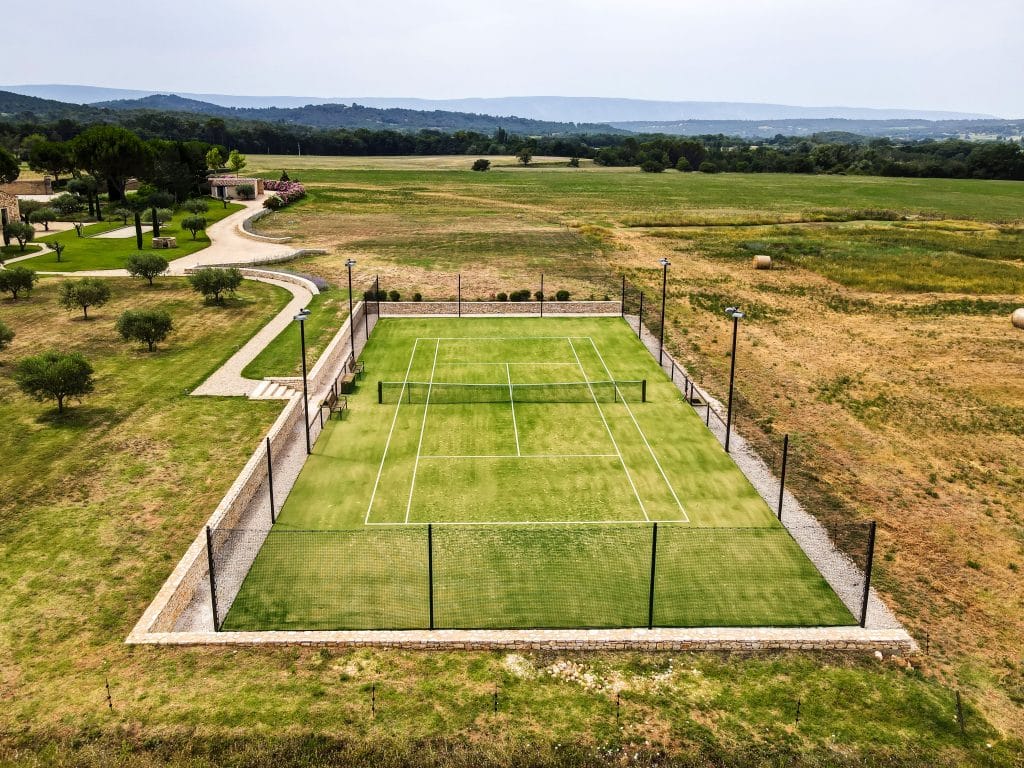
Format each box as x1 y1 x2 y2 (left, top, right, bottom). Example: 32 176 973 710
5 0 1022 116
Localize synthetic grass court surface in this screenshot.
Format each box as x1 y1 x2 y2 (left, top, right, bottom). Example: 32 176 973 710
222 317 854 631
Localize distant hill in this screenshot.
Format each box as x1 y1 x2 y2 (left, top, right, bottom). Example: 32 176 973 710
0 89 102 120
2 85 999 121
89 93 625 134
616 118 1024 140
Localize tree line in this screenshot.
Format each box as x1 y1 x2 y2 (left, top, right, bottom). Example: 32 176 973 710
2 114 1023 181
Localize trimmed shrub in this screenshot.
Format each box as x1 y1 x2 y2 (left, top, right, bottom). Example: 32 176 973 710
263 195 285 210
534 291 544 301
236 183 255 200
388 290 400 302
509 289 532 301
413 292 423 302
496 292 508 302
556 290 570 301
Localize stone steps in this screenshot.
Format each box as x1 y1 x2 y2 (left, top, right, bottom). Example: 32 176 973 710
248 379 298 400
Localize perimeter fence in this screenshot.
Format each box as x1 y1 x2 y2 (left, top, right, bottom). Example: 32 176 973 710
205 522 875 632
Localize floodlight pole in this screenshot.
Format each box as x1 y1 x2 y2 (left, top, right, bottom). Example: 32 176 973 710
346 259 356 362
658 258 670 366
296 309 311 454
724 308 743 453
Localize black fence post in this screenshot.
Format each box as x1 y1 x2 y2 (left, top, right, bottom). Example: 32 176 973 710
457 273 462 317
540 273 544 317
620 275 626 316
363 297 369 341
859 521 877 627
375 275 381 316
205 526 220 631
377 380 383 404
428 523 435 630
706 402 711 426
266 436 276 524
648 522 658 629
638 292 644 339
777 434 789 521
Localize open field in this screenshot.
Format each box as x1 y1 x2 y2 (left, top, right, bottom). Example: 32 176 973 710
224 317 852 631
19 202 243 271
1 160 1023 766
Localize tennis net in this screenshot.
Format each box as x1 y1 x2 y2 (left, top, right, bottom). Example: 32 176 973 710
378 379 646 404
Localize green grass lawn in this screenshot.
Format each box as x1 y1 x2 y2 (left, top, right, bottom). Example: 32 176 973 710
22 202 243 271
241 287 351 379
223 317 853 631
1 243 43 260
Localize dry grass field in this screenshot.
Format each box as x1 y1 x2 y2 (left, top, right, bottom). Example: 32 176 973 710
251 161 1024 736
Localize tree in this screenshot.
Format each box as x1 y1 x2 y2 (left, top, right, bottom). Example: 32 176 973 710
18 199 44 223
675 158 692 172
0 319 14 351
205 147 224 170
0 266 37 298
568 157 580 168
181 216 207 239
181 198 209 215
29 207 57 231
698 161 720 174
28 141 75 183
125 253 169 286
50 193 84 217
72 125 152 201
113 207 132 225
0 147 19 184
116 309 173 351
68 176 103 220
4 222 35 252
13 350 94 414
227 149 248 174
472 158 491 171
52 242 65 263
641 159 666 173
516 148 532 166
58 278 112 319
188 267 243 303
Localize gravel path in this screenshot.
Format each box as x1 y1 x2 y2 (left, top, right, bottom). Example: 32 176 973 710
628 315 905 632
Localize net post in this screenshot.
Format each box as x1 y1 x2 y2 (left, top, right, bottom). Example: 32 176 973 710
777 434 789 521
647 522 658 630
377 381 383 404
205 526 220 632
638 293 644 339
266 436 275 525
642 379 647 403
427 523 435 630
859 521 877 628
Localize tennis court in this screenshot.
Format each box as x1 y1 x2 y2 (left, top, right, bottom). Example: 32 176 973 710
220 317 858 630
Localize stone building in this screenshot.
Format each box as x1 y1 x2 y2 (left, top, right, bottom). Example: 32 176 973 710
208 176 264 201
0 190 20 243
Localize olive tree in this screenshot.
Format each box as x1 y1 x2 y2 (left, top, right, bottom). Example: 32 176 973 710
0 266 38 299
3 222 35 252
125 253 169 286
0 319 14 351
13 350 94 414
188 267 243 303
180 216 207 239
181 198 209 215
116 309 173 351
58 278 112 319
28 207 57 231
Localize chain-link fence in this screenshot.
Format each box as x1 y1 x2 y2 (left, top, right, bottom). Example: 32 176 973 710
207 523 874 632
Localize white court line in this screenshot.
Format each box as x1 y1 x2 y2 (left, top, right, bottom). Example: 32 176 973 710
585 336 690 523
364 338 420 525
441 362 580 366
567 337 649 522
405 339 440 524
367 518 680 527
506 363 521 457
419 453 618 459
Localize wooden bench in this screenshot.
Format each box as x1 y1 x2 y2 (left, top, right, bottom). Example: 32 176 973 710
353 359 365 378
323 390 348 418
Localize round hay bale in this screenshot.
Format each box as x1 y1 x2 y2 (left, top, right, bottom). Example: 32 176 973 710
752 254 772 270
1012 308 1024 330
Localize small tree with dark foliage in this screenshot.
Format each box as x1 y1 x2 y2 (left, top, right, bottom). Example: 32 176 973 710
188 267 243 303
4 222 35 252
13 350 94 414
0 266 38 299
58 278 111 319
181 216 207 239
125 253 169 286
116 309 174 351
0 319 14 351
472 159 491 171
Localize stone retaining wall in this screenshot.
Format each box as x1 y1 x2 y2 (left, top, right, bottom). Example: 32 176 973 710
381 300 621 316
0 178 52 195
239 208 293 244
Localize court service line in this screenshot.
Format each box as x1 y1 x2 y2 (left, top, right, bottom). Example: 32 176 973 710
584 336 690 523
366 518 679 527
566 337 649 522
405 338 440 524
506 363 521 456
364 338 420 525
419 453 618 459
